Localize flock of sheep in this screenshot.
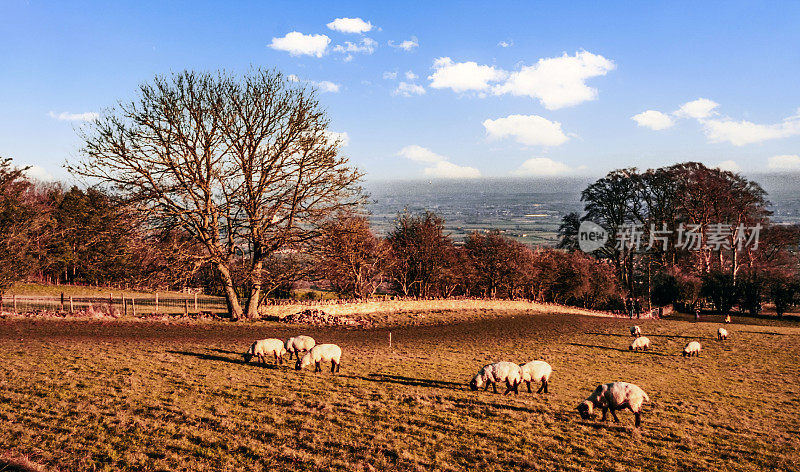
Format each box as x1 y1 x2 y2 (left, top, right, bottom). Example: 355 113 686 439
243 335 342 372
243 323 731 429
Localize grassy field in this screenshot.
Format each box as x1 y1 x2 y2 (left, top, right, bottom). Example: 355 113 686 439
1 311 799 471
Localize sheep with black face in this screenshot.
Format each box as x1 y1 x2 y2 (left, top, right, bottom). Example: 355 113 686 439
577 382 650 427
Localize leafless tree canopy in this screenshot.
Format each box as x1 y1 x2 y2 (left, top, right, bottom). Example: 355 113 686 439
71 69 363 319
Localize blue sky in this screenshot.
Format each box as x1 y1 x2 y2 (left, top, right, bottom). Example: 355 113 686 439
2 0 800 182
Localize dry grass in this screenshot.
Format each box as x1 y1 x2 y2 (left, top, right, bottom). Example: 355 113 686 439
1 312 798 471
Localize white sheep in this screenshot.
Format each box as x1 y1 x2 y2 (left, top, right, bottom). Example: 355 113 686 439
629 336 651 351
520 360 552 394
630 326 642 337
296 344 342 373
683 341 702 357
285 335 316 361
243 338 286 364
469 361 522 395
717 327 729 341
577 381 650 427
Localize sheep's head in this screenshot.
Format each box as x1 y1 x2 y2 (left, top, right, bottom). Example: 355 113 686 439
469 375 483 391
296 353 312 371
243 353 253 363
577 401 594 420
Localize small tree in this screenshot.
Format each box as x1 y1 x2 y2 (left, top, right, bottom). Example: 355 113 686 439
0 158 38 294
315 213 390 298
387 212 457 297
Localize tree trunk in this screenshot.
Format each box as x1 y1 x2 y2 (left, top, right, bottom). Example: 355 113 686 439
216 262 243 320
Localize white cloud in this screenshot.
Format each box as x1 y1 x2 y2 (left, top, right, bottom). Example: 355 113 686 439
333 37 377 56
393 82 426 97
269 31 330 57
405 71 418 80
388 37 418 51
498 40 513 48
383 71 398 80
398 145 480 178
493 51 615 110
716 160 741 172
48 111 98 122
632 110 675 130
397 145 445 162
428 57 507 93
24 165 55 181
675 98 719 119
511 157 575 176
324 130 350 146
482 114 569 146
326 17 373 34
423 160 481 179
702 112 800 146
311 80 340 93
768 154 800 170
289 75 340 93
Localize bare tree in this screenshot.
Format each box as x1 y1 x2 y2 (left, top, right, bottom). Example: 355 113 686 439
72 69 362 319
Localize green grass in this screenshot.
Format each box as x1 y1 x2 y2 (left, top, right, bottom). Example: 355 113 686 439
1 313 799 471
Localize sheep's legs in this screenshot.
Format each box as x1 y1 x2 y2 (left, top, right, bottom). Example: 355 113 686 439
491 382 498 394
634 412 641 427
601 407 608 421
610 409 620 423
330 361 338 373
537 380 548 394
315 361 321 373
526 381 532 393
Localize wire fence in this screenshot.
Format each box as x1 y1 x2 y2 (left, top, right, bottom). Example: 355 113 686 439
1 293 229 316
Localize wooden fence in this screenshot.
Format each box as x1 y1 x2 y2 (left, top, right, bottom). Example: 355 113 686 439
1 293 229 316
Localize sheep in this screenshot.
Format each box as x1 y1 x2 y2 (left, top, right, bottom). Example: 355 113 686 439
683 341 702 357
520 360 552 394
629 336 651 351
630 325 642 337
577 381 650 427
243 338 286 364
717 327 729 341
469 361 522 395
285 335 316 361
296 344 342 373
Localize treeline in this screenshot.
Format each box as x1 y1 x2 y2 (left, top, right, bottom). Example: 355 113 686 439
0 158 205 292
313 212 623 310
559 162 800 316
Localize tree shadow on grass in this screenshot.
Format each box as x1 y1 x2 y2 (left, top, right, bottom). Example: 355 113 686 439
585 332 698 340
567 343 672 356
208 348 241 355
166 350 282 369
345 373 465 391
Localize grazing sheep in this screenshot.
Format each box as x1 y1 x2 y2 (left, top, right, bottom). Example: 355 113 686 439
296 344 342 373
520 360 552 394
630 326 642 337
577 382 650 427
683 341 702 357
469 362 522 395
717 327 729 341
629 336 651 351
243 338 286 364
285 335 316 361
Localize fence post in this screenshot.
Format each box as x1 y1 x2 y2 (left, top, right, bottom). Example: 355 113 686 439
61 292 64 311
194 292 198 311
69 296 74 313
123 297 127 316
184 299 189 316
132 298 136 317
389 331 392 349
155 292 159 314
